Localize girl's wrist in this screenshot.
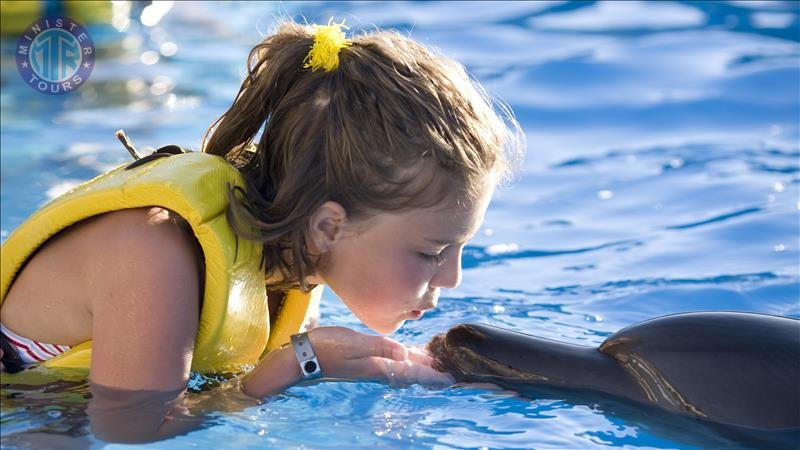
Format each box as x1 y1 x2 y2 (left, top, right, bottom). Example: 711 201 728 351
241 344 303 398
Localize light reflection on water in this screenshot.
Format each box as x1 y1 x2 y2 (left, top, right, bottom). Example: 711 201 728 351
1 1 798 449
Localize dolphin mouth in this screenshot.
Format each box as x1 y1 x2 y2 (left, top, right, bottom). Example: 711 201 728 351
426 333 449 372
427 324 549 383
426 324 487 376
426 330 456 373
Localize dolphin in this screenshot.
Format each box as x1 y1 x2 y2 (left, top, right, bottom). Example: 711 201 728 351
427 312 800 433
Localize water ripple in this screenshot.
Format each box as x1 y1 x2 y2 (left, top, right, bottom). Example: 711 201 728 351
463 239 643 268
1 1 798 449
664 206 764 230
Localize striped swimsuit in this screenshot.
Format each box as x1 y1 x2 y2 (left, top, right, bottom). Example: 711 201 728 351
0 323 71 368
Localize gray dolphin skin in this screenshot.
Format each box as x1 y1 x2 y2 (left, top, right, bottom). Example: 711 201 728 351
427 312 800 431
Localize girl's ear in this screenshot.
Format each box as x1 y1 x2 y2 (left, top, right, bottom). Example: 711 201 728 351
307 201 348 254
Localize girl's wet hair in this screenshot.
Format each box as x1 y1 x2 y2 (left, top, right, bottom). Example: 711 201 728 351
203 20 524 290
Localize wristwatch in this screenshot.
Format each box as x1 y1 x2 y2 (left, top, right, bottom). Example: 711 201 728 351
290 332 323 380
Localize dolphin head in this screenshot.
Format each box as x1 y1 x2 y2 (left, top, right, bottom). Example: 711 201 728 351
426 324 487 378
427 323 634 394
427 323 554 383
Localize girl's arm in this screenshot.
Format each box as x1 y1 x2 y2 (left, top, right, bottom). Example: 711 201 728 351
242 326 452 397
85 208 202 442
89 208 200 392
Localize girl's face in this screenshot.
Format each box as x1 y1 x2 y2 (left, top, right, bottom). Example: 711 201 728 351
308 186 494 334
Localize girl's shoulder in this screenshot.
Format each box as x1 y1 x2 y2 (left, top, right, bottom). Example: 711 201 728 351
8 206 202 308
2 207 203 352
87 207 196 246
80 207 203 291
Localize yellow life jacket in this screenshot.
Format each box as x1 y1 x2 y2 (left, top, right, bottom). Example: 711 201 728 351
0 151 321 376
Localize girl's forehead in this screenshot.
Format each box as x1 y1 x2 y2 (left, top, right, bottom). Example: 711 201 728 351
384 190 493 243
347 176 495 240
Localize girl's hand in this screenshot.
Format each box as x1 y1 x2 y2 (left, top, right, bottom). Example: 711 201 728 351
242 326 453 398
307 326 454 386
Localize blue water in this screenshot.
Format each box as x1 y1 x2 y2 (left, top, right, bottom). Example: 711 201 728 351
1 1 799 449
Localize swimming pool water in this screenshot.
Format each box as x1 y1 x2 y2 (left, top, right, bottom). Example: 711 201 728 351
1 1 799 449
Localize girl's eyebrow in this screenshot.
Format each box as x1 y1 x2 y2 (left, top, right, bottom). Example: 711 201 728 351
426 226 481 246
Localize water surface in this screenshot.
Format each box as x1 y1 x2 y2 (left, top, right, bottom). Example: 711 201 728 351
1 1 799 449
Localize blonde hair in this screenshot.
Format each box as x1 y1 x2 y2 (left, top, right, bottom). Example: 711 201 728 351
203 20 524 290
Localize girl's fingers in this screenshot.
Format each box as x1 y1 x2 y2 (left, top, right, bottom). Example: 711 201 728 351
347 334 408 362
383 358 455 385
346 356 406 382
308 327 408 364
406 346 435 367
307 327 451 385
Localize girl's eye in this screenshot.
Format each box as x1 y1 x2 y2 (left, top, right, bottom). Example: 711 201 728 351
418 252 446 265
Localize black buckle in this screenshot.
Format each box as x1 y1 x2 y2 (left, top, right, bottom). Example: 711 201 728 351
125 145 190 170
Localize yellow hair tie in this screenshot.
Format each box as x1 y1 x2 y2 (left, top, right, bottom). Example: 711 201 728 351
304 18 350 72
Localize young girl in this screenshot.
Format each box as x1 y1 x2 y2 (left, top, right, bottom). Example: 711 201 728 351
0 19 522 441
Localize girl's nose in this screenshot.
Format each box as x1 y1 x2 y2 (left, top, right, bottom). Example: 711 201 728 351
431 246 463 289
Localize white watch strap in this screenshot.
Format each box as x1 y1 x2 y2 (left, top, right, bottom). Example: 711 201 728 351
290 332 322 380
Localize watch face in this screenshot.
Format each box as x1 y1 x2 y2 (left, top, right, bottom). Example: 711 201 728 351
304 360 318 374
291 333 322 379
